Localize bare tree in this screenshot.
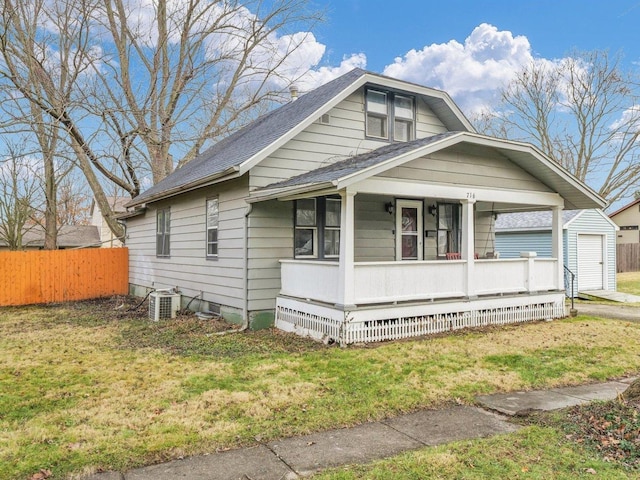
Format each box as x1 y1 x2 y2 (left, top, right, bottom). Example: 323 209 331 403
0 142 42 250
0 0 322 238
479 50 640 205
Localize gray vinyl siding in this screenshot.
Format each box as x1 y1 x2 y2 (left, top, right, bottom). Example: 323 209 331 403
495 231 555 259
246 199 293 311
354 194 395 261
249 90 448 190
474 211 495 258
564 210 617 291
126 176 248 310
377 149 553 193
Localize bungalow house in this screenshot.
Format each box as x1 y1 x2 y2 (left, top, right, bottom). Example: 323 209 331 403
609 198 640 244
495 210 617 294
121 68 605 344
90 196 130 248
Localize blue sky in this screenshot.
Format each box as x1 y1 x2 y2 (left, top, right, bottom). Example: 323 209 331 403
317 0 640 71
289 0 640 116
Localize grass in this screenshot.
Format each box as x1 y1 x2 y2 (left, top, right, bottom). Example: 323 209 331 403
2 298 640 479
312 426 634 479
618 271 640 296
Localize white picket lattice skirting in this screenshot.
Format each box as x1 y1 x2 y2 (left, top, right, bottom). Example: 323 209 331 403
276 294 566 345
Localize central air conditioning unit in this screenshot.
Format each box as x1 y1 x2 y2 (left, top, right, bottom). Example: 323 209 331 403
148 291 181 321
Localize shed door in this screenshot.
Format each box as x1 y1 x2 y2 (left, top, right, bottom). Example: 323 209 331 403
577 234 604 290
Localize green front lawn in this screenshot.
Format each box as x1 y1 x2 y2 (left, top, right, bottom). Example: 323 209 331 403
1 299 640 479
314 426 633 479
618 271 640 296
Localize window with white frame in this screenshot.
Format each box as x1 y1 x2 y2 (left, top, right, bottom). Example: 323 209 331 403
437 203 461 257
324 198 341 257
365 88 415 142
294 197 341 259
206 198 219 257
156 207 170 257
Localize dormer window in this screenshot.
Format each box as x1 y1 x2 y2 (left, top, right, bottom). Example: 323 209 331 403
366 88 415 142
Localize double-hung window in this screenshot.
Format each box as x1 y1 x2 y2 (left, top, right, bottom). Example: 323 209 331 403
294 197 341 259
206 198 219 257
156 207 170 257
437 203 461 257
365 89 415 142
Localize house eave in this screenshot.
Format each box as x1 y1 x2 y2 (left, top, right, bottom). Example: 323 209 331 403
248 182 336 203
126 166 241 208
116 207 147 220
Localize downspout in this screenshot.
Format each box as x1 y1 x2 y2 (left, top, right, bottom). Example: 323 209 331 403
242 203 253 330
211 202 252 337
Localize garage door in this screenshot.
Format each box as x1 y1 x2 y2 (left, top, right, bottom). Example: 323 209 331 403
577 234 604 290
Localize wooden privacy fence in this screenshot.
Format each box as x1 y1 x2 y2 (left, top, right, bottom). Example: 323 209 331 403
617 243 640 273
0 248 128 306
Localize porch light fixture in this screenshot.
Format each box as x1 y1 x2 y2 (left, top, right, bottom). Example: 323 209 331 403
385 202 395 215
428 204 437 216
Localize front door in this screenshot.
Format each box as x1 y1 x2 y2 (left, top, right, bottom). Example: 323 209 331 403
395 200 423 260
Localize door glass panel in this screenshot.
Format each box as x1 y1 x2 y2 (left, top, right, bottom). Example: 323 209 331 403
402 236 418 259
402 207 417 232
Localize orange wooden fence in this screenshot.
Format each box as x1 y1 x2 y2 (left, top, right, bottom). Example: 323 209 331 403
0 248 128 306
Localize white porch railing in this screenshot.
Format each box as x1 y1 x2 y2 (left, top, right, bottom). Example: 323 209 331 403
353 261 465 303
279 258 560 305
280 260 340 304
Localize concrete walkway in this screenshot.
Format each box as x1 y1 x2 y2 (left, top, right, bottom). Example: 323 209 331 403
87 377 637 480
574 302 640 322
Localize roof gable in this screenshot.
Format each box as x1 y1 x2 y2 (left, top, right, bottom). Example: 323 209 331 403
128 68 474 207
609 198 640 218
252 131 606 211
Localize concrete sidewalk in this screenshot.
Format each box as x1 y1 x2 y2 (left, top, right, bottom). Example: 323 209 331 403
88 377 636 480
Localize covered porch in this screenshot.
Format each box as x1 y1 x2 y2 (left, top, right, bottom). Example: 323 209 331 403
273 180 568 344
249 133 605 344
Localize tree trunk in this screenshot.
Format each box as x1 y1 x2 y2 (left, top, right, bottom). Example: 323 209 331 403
623 378 640 403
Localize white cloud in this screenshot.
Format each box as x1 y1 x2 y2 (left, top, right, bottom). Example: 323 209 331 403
293 53 367 92
382 23 535 114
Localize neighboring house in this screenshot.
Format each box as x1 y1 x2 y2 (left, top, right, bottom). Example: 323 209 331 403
0 225 100 250
609 198 640 244
495 210 618 294
90 196 129 247
121 68 605 344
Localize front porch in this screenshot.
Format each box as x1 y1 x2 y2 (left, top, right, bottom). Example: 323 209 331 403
273 184 568 345
275 257 566 344
249 134 605 344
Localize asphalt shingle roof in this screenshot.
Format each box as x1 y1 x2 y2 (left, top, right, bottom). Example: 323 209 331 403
0 225 100 248
495 210 582 231
130 68 369 206
260 132 459 190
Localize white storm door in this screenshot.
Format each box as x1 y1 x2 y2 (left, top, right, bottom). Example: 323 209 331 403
577 234 604 290
395 200 423 260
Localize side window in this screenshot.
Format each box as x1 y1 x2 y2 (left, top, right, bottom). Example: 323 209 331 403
294 197 341 259
324 198 341 257
295 198 317 257
365 90 388 139
206 198 219 257
437 203 461 257
365 88 415 142
156 207 170 257
393 95 414 142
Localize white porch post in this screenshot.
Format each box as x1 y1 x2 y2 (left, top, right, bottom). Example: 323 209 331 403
462 199 476 298
551 206 564 291
336 189 356 308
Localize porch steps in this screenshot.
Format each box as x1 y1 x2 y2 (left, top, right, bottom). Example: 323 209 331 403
578 290 640 303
